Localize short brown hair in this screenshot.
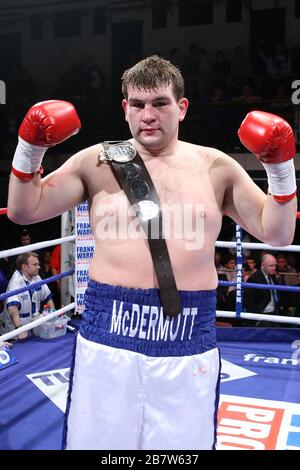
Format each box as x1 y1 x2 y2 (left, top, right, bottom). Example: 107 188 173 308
121 55 185 101
16 252 39 270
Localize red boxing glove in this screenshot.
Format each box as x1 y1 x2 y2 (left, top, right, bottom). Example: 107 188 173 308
12 100 81 180
238 110 297 202
238 110 295 163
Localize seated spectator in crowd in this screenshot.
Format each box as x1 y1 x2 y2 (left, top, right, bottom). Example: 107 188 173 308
277 254 298 316
212 50 231 90
215 251 227 310
230 45 253 95
267 42 290 95
251 39 269 97
39 249 52 280
277 254 298 286
182 44 201 99
0 267 8 315
243 262 251 282
218 256 237 311
245 256 257 275
244 254 281 327
40 249 60 309
8 228 32 277
1 252 54 339
233 84 261 103
50 245 61 308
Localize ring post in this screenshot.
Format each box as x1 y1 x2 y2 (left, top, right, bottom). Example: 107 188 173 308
235 224 243 319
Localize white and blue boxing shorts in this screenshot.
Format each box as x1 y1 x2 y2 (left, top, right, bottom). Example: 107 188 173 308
63 281 221 450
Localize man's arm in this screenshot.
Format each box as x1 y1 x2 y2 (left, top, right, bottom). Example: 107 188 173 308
8 305 28 339
47 299 55 309
223 111 297 246
223 159 296 246
8 153 88 224
7 100 86 224
7 304 21 328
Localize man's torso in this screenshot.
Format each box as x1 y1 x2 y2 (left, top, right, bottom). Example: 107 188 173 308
78 141 229 290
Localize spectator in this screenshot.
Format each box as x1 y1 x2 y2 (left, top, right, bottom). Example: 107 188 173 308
50 245 61 307
244 253 281 327
8 228 32 277
243 262 251 282
1 252 54 339
230 45 253 95
0 267 8 315
267 42 290 95
277 254 298 316
212 50 231 90
245 257 257 275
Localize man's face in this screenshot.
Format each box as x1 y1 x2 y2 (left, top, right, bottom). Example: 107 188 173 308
122 84 188 151
21 234 31 245
247 259 256 270
23 256 40 278
262 257 277 276
277 257 287 271
226 260 236 270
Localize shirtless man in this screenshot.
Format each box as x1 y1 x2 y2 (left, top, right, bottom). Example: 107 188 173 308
7 56 296 450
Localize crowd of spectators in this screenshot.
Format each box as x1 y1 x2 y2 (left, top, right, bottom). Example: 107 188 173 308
215 249 300 327
1 39 299 156
0 229 62 338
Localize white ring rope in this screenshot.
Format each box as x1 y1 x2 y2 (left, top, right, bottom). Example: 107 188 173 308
216 310 300 325
1 234 299 333
1 237 298 261
216 241 300 252
0 235 75 259
0 303 75 342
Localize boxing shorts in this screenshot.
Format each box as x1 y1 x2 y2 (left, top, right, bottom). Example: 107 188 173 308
63 281 221 450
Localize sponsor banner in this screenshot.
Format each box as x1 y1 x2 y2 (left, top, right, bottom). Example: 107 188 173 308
217 394 300 450
75 202 95 314
27 366 300 451
27 368 70 412
220 359 257 383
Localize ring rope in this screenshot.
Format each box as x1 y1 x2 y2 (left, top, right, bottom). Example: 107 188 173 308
215 241 300 252
218 280 300 293
0 235 76 260
216 310 300 325
0 269 75 302
0 303 75 343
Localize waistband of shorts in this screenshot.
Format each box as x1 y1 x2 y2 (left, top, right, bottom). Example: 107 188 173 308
85 279 216 307
79 280 217 357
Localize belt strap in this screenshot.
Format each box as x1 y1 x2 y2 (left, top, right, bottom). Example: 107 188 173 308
102 142 181 317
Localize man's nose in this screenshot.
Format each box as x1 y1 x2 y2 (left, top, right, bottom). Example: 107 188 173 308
142 106 155 122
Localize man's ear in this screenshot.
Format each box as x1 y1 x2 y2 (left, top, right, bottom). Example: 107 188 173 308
178 97 189 121
122 99 128 122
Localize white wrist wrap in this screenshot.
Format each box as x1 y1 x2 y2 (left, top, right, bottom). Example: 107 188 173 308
12 137 47 175
262 159 296 198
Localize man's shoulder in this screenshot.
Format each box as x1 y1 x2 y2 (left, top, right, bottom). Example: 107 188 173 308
248 269 265 283
64 143 103 165
7 270 22 287
184 142 237 164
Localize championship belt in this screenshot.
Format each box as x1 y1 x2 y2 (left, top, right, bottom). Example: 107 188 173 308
99 141 181 317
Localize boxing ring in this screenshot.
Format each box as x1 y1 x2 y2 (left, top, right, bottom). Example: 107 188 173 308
1 207 300 450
